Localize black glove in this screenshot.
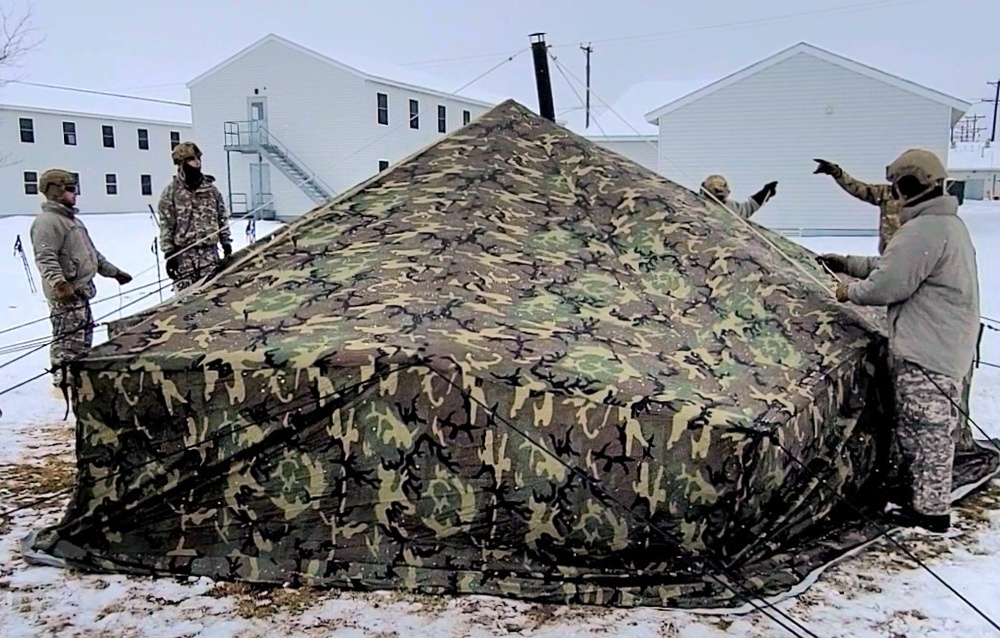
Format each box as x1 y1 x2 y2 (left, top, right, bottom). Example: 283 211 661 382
165 253 180 279
816 253 849 274
813 159 841 177
221 241 233 259
750 181 778 206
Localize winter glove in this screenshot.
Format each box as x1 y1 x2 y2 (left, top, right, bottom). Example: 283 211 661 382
52 281 76 302
813 159 842 178
835 283 851 302
221 241 233 259
165 254 180 279
113 271 133 285
816 253 849 274
750 181 778 206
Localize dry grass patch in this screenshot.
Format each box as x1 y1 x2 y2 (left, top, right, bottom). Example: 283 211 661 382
0 453 75 508
206 581 326 619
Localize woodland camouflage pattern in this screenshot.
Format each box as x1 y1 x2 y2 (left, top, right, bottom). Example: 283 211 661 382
30 101 999 609
158 174 231 290
829 168 900 255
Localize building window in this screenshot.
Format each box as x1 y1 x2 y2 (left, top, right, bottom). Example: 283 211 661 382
140 174 152 196
409 99 419 129
71 172 80 195
170 131 180 149
23 171 38 195
378 160 389 172
137 128 149 150
19 118 34 143
105 173 118 195
376 92 388 125
62 121 77 146
463 110 471 125
102 125 115 148
437 105 446 133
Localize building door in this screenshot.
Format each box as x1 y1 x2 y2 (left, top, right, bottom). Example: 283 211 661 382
249 162 274 217
247 97 268 146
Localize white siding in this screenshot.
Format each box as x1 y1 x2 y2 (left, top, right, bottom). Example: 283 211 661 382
654 52 953 234
589 137 659 173
0 107 188 217
189 39 494 222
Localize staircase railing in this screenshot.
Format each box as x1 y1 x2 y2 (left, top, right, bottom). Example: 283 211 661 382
223 121 335 199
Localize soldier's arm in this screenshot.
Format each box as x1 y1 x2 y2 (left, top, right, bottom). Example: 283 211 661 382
842 255 880 279
832 168 892 207
29 217 68 287
94 249 122 278
215 188 232 246
728 198 761 220
847 224 943 305
158 184 177 256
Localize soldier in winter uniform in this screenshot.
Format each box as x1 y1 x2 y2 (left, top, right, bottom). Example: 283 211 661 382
158 141 232 292
814 157 979 456
29 169 132 387
818 148 980 533
700 174 778 219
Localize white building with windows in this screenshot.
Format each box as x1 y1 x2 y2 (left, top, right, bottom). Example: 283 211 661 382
642 42 970 236
949 141 1000 201
0 87 190 217
187 34 504 220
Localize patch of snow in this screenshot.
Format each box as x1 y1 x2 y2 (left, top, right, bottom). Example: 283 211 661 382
0 204 999 636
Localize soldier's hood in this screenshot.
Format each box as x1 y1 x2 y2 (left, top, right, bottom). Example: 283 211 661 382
900 194 958 224
40 201 77 219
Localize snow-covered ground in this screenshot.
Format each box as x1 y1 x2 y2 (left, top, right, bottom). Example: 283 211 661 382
1 203 999 637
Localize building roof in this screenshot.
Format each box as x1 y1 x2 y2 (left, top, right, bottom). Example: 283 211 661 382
644 42 971 126
0 81 191 125
948 142 1000 171
559 80 707 138
187 34 505 108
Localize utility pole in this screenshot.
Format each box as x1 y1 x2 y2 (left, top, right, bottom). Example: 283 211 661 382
581 43 593 129
989 79 1000 142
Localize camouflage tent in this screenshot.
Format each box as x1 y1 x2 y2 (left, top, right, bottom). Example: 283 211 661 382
25 101 999 610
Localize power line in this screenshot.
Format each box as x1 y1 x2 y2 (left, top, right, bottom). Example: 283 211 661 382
4 80 190 106
401 0 935 68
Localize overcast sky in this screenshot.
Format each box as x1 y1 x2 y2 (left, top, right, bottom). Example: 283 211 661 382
2 0 999 120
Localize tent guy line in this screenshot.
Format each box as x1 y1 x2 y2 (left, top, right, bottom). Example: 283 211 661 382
529 58 1000 620
2 360 817 638
425 366 821 637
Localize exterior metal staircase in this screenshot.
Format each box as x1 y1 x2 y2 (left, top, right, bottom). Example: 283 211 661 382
223 120 335 205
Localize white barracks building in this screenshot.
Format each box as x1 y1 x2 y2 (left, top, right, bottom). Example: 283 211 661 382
1 36 973 238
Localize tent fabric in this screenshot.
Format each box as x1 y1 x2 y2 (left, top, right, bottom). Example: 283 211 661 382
30 100 999 609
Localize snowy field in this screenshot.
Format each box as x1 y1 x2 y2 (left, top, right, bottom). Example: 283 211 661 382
0 202 999 637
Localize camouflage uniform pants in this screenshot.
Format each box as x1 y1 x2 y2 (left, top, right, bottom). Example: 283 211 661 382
171 245 220 292
955 365 976 454
48 296 94 374
892 358 960 517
